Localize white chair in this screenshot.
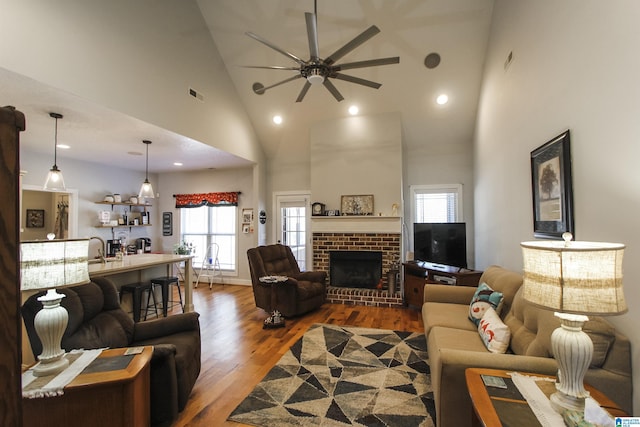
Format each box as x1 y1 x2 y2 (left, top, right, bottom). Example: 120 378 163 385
196 243 224 289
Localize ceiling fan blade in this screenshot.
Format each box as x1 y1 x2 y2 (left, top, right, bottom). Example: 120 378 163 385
305 12 320 61
335 56 400 71
242 65 300 70
253 74 302 94
323 79 344 102
324 25 380 65
295 81 312 103
246 31 305 65
333 73 381 89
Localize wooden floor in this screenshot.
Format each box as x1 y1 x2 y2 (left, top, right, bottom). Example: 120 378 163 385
170 283 424 427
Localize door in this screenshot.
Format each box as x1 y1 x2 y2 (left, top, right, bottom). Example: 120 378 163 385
274 192 311 271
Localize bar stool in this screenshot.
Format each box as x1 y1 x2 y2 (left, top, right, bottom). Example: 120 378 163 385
150 276 183 317
119 282 158 322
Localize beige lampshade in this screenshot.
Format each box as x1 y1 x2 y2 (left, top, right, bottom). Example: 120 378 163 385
20 238 90 291
521 240 626 315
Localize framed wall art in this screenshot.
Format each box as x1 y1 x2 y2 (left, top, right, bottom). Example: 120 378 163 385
530 130 574 239
340 195 374 216
242 208 254 223
26 209 45 228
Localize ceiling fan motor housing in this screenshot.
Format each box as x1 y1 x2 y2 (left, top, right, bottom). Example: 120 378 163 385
303 65 327 85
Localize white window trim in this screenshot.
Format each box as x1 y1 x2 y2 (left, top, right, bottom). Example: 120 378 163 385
409 183 464 226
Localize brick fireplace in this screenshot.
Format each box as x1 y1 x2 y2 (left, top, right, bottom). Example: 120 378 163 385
312 219 402 307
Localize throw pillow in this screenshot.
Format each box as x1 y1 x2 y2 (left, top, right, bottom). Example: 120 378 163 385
468 282 504 325
478 307 511 354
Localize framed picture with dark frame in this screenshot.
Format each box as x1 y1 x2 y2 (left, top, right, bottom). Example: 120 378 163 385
26 209 45 228
530 130 574 239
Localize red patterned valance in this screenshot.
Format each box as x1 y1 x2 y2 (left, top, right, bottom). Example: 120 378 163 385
174 192 239 208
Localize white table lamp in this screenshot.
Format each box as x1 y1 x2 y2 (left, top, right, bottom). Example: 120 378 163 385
521 233 626 413
21 239 90 377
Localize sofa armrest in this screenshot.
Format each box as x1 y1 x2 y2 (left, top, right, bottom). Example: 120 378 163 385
424 284 477 304
133 312 200 342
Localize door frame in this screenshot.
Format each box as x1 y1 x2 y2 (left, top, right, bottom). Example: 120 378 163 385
272 191 311 268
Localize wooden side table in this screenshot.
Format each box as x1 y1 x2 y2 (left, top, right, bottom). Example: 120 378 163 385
23 347 152 427
465 368 627 427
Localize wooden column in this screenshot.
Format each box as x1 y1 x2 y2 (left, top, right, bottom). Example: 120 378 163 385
0 105 25 427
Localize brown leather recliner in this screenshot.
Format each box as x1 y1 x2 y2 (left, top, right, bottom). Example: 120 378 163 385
21 276 201 427
247 244 327 317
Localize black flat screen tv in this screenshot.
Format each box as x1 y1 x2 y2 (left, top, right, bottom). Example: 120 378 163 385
413 222 467 268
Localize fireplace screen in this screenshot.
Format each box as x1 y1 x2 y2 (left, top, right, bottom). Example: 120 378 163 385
330 251 383 288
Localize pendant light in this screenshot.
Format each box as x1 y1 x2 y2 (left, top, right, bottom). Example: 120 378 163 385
138 139 155 199
43 112 66 191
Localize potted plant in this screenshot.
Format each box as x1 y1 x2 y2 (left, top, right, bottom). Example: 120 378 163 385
174 241 194 255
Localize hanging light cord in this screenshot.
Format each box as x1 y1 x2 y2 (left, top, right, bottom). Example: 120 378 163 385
145 140 149 180
50 112 63 168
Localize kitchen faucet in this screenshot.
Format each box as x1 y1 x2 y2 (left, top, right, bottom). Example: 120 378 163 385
89 236 107 263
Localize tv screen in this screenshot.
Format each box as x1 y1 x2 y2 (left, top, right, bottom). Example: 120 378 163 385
413 222 467 268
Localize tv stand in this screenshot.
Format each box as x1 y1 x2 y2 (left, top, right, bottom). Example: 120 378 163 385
403 261 483 308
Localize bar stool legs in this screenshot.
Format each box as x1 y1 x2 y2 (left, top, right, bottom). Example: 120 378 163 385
119 282 158 322
150 276 184 317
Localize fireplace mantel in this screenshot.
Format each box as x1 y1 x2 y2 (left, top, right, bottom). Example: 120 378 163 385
311 216 402 233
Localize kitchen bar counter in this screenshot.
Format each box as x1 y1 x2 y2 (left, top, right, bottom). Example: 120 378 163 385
89 253 195 312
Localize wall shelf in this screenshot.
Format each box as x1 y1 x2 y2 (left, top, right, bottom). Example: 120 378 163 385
95 201 152 230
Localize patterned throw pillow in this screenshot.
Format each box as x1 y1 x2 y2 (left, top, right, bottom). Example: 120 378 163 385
478 307 511 353
468 282 504 325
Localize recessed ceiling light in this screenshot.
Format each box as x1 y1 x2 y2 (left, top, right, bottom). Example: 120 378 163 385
173 162 183 166
436 94 449 105
56 144 70 149
348 105 359 115
273 115 283 125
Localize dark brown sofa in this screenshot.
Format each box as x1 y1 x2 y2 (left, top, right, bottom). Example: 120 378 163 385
247 244 327 317
21 276 201 427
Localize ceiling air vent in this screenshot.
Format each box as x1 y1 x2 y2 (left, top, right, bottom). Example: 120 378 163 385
188 87 204 102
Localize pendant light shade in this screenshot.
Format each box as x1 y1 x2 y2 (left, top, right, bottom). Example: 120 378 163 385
138 140 155 199
44 112 66 191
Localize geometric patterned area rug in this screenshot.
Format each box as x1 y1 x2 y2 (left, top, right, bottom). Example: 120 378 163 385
228 323 435 426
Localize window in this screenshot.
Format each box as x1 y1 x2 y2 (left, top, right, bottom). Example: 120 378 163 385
281 206 307 270
180 205 237 272
410 184 463 224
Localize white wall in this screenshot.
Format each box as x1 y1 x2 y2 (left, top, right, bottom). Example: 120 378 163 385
20 150 156 256
310 113 402 216
475 0 640 414
0 0 262 164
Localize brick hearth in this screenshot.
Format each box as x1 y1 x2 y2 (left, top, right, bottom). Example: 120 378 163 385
313 231 402 307
326 286 403 308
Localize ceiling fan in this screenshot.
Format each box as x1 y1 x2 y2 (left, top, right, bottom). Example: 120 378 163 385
244 0 400 103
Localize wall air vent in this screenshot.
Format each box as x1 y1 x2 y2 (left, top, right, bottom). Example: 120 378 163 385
188 87 204 102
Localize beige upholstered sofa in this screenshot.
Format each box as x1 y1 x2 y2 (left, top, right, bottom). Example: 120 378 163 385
422 265 632 427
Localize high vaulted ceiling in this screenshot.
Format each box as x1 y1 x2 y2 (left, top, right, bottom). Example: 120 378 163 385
3 0 494 172
200 0 494 160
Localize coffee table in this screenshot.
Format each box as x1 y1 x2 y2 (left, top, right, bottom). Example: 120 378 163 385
465 368 627 427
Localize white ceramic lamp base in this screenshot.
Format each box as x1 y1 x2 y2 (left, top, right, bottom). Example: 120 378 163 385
33 289 69 377
550 312 592 413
